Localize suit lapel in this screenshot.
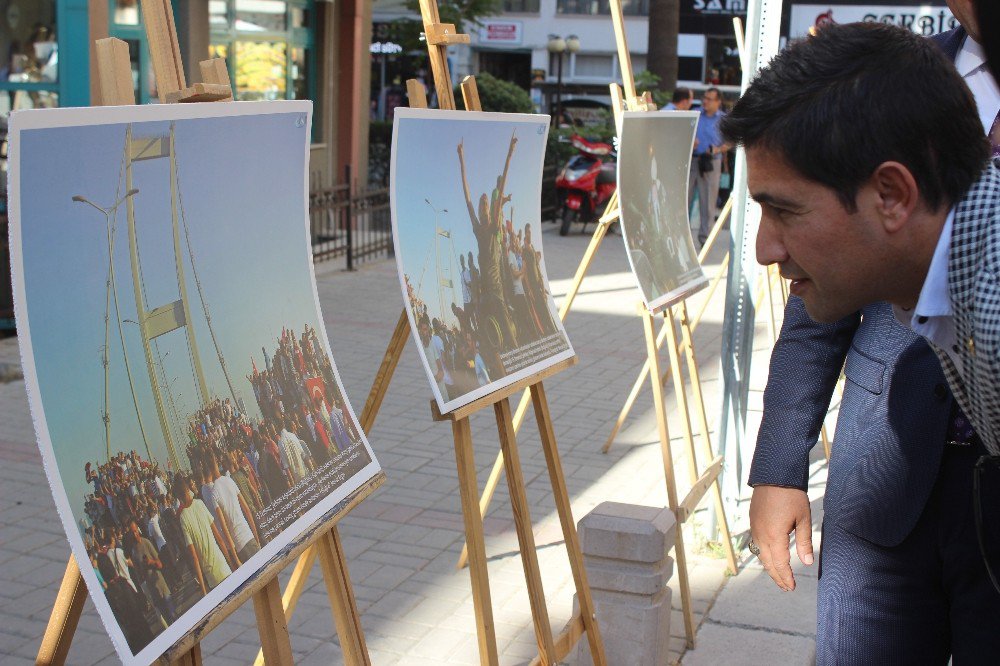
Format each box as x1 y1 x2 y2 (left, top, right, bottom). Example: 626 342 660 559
947 164 1000 455
948 165 1000 307
930 26 967 62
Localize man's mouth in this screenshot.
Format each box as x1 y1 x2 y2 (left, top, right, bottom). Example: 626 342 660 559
787 277 810 295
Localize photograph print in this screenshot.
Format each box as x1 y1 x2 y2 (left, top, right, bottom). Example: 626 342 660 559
8 101 381 666
618 111 708 312
390 109 574 414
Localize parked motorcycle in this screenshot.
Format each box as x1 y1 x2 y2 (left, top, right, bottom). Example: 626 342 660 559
555 134 617 236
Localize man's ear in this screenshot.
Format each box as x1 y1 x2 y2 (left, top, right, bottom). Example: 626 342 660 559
869 161 919 233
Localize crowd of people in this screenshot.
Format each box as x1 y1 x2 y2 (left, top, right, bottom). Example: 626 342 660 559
77 325 360 651
624 142 700 304
404 132 563 402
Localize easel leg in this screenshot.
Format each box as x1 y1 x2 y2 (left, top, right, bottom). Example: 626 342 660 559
452 417 500 666
170 644 203 666
318 529 371 666
268 309 410 646
459 216 615 569
495 399 556 663
36 558 88 666
677 303 739 574
253 530 321 665
360 309 411 433
663 308 700 486
641 309 696 649
530 383 607 666
763 265 778 344
604 247 732 455
253 578 296 665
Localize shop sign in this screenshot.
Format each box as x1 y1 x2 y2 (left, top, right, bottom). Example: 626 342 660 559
371 41 404 54
478 21 523 46
789 5 957 39
684 0 747 16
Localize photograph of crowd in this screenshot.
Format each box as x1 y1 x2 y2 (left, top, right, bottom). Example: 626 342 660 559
78 325 364 651
618 112 708 312
10 102 380 665
391 109 574 413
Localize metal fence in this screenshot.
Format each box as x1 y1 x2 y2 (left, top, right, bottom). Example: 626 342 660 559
310 166 393 269
0 163 554 333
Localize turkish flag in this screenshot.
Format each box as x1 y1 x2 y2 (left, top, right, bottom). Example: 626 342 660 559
305 377 328 410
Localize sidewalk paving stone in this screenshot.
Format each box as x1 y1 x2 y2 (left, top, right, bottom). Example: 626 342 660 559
0 223 825 664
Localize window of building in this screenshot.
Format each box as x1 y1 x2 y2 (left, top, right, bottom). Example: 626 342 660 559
1 0 60 202
210 0 317 136
502 0 540 13
109 0 156 104
556 0 647 16
571 54 615 80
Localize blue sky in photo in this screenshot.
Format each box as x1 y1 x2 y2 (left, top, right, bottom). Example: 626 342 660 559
17 110 325 514
393 113 548 325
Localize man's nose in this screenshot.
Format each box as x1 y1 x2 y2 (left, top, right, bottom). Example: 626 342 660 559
756 215 787 267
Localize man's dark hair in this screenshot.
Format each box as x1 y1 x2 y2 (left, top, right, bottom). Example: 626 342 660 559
720 22 989 211
672 87 692 103
704 87 721 99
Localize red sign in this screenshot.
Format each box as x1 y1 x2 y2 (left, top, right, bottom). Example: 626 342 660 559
479 21 522 45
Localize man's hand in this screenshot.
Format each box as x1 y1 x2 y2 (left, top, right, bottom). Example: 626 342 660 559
749 485 814 592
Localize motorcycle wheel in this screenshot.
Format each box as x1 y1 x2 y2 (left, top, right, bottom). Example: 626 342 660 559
559 208 576 236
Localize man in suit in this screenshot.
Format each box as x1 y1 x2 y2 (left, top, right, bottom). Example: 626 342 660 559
724 19 1000 663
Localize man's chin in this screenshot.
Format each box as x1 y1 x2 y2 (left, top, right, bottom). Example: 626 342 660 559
799 296 852 324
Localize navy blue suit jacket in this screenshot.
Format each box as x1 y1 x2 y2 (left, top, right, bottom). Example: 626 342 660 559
748 27 967 547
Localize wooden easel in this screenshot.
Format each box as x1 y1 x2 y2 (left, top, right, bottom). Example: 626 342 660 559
603 17 836 463
601 14 744 455
602 0 742 650
405 2 606 662
35 2 381 664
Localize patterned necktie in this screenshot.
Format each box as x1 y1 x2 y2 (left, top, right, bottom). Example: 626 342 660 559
947 400 977 445
992 111 1000 159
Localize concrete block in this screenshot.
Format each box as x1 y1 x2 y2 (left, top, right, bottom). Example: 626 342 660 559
579 501 677 563
574 587 673 666
575 502 677 666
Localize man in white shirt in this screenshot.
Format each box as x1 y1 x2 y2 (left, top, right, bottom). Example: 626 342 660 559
207 454 260 562
418 315 449 401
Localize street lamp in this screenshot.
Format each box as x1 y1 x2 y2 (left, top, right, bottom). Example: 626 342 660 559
547 34 580 127
71 188 139 462
72 188 139 216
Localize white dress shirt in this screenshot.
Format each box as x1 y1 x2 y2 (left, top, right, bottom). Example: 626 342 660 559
893 208 963 377
955 36 1000 134
894 34 1000 378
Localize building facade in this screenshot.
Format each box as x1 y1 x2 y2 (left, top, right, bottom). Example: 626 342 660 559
0 0 373 197
370 0 957 115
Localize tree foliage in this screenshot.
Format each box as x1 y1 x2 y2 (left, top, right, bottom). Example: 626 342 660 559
403 0 503 31
633 70 672 109
392 0 504 54
453 72 533 113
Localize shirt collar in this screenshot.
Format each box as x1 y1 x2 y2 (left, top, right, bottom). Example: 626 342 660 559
913 206 956 319
955 35 986 78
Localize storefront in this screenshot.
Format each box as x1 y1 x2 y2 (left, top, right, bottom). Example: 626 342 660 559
1 0 373 197
786 2 956 39
0 0 373 331
369 20 428 122
474 20 531 92
1 0 89 203
678 0 746 85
